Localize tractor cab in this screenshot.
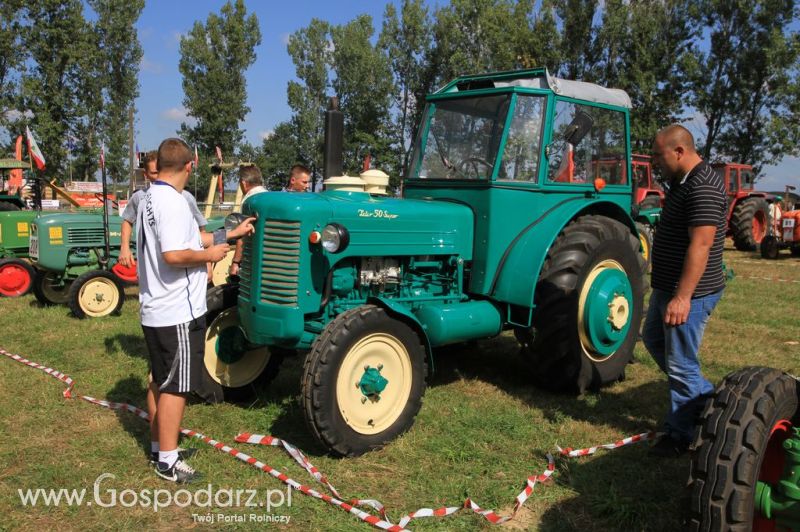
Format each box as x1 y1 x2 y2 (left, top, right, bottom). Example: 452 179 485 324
631 154 663 209
712 162 756 197
404 68 637 298
0 158 30 211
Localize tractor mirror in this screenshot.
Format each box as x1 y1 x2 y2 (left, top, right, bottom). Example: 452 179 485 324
562 110 593 146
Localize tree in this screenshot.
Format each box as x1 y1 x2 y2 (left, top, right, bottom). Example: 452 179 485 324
90 0 144 183
251 122 304 189
0 0 27 141
379 0 432 176
553 0 599 80
330 15 394 174
286 18 332 178
179 0 261 155
688 0 800 173
20 0 87 177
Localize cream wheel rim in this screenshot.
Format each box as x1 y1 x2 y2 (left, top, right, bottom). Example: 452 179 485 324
335 333 413 435
204 307 271 388
212 250 235 286
577 259 627 362
78 277 119 317
639 232 650 262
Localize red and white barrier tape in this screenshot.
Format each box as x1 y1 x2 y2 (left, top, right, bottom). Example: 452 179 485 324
1 347 655 531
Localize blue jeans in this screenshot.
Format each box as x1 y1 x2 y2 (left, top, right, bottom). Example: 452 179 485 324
642 288 723 444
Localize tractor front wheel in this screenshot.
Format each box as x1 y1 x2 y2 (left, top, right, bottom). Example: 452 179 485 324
301 305 427 456
203 283 283 402
32 270 72 306
731 197 770 251
68 270 124 318
687 367 799 531
0 258 35 297
635 221 654 272
520 215 646 393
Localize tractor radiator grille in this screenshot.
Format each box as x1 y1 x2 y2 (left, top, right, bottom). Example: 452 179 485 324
260 219 300 306
68 227 104 245
238 238 252 302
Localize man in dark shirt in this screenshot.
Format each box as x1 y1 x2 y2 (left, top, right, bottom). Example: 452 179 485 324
643 124 727 457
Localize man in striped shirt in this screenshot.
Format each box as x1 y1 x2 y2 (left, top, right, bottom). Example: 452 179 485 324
643 125 727 457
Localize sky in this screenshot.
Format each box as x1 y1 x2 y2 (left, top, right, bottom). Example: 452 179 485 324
135 0 798 192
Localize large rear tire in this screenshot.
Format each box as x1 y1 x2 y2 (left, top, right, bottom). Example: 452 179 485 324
202 283 283 402
0 201 20 211
519 215 646 394
0 258 35 297
687 367 799 531
32 270 72 306
301 305 427 456
731 197 769 251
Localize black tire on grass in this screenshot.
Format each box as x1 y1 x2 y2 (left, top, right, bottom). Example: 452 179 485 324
301 305 427 456
32 270 71 306
520 215 646 394
759 235 779 260
635 221 655 272
686 367 799 531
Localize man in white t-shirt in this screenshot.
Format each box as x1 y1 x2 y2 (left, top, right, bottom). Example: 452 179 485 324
138 138 254 483
118 151 206 268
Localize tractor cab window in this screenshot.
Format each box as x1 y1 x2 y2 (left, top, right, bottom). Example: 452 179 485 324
547 101 626 185
728 169 739 193
740 168 754 190
497 95 545 181
412 95 510 180
633 163 650 189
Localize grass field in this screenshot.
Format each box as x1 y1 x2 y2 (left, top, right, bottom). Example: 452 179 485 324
1 242 798 531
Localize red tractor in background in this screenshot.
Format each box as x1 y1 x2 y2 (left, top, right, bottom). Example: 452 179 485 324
712 162 772 251
632 154 664 210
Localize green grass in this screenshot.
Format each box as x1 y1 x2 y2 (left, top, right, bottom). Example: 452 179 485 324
1 242 798 531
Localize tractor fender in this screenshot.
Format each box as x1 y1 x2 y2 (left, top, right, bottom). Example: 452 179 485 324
367 296 434 374
491 199 635 310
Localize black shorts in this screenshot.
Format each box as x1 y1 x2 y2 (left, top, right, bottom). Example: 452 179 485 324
142 317 205 394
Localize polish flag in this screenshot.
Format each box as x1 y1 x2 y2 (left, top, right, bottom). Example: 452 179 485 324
25 126 46 170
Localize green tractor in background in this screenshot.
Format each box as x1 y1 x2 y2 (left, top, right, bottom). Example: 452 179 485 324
207 68 647 456
30 212 227 318
0 158 36 297
29 212 136 317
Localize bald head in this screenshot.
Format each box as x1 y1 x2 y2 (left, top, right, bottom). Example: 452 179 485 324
655 124 697 153
652 124 703 181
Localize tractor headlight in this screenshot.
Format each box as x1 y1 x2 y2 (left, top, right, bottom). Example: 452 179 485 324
321 224 349 253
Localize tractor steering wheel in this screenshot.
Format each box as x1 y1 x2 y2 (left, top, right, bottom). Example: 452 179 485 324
455 157 494 178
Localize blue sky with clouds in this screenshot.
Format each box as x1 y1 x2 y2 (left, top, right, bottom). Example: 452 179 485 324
136 0 798 191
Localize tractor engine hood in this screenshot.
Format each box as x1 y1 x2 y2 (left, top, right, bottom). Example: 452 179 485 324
237 189 474 347
243 190 475 260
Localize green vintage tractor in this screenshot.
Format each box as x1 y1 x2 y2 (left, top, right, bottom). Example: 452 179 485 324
209 68 647 456
29 212 136 317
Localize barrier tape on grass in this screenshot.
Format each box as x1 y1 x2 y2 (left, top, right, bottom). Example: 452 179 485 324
1 347 655 531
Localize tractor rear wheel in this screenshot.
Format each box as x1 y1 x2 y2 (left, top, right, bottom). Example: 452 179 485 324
301 305 427 456
0 258 35 297
32 270 72 306
791 245 800 257
760 235 780 260
203 283 283 402
520 215 646 394
731 197 769 251
687 367 799 531
0 201 20 211
635 222 654 272
68 270 124 318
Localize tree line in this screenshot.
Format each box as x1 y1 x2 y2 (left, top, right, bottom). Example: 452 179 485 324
1 0 798 192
